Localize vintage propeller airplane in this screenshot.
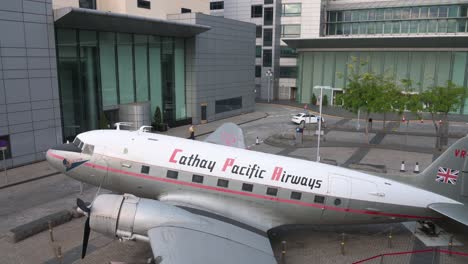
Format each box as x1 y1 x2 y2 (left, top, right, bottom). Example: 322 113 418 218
46 123 468 263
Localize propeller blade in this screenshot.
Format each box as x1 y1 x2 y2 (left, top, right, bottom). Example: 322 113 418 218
77 198 90 214
82 217 91 259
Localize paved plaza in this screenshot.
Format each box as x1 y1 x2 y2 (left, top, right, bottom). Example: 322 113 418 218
1 103 468 263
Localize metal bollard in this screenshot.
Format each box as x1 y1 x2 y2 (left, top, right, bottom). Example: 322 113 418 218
48 221 54 242
387 227 393 248
256 137 260 145
281 241 286 264
341 233 345 255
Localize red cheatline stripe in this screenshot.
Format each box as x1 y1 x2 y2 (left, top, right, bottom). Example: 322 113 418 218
48 152 441 220
353 249 468 263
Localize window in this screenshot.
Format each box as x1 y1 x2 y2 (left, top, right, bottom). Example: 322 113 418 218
384 9 392 20
282 4 301 17
401 8 410 19
266 187 278 196
256 26 262 38
420 7 428 18
210 1 224 10
79 0 96 9
280 46 297 58
141 165 150 174
314 195 325 204
291 192 302 200
429 7 438 18
334 198 342 206
255 65 261 77
281 24 300 38
137 0 150 9
375 9 384 20
393 8 401 20
217 179 229 188
82 144 94 155
264 7 274 25
264 0 273 4
263 28 272 46
280 66 297 78
192 175 204 183
344 11 351 21
256 46 262 58
329 12 337 22
215 97 242 114
439 6 448 18
359 10 368 21
448 6 459 17
411 7 420 19
181 8 191 13
242 183 253 192
263 49 272 67
0 135 11 161
167 170 178 179
251 5 263 18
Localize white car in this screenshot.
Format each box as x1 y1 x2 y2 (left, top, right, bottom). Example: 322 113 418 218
291 113 325 125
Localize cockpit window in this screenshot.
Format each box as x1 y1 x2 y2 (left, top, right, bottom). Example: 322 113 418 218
73 137 82 147
82 144 94 155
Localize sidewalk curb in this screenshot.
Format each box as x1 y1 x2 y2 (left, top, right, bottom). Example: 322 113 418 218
0 171 61 190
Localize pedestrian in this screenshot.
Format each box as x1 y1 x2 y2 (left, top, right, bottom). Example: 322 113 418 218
188 124 195 140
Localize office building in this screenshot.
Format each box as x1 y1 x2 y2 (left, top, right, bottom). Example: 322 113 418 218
0 0 255 168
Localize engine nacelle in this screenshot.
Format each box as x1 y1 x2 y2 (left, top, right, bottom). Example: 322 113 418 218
89 193 199 241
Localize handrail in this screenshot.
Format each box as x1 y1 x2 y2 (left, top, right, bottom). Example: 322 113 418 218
353 248 468 264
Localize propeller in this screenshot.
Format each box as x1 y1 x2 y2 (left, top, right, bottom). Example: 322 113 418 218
77 198 91 259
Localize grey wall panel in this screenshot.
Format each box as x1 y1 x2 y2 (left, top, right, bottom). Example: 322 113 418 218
30 77 52 101
7 111 32 125
4 79 30 103
34 128 56 152
25 23 49 48
0 20 25 47
9 123 33 134
0 1 59 167
10 131 35 157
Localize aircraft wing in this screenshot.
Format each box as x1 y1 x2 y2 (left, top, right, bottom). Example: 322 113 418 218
429 203 468 226
204 122 247 149
147 216 277 264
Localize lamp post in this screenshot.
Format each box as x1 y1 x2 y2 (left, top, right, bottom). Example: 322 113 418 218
266 69 273 103
316 86 323 162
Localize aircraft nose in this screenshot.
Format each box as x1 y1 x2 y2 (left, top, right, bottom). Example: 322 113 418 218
46 143 80 172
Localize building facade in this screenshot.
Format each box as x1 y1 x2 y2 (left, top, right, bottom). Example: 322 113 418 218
284 0 468 115
0 0 255 168
210 0 323 101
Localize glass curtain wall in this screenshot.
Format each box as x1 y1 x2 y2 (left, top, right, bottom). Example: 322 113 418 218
327 5 468 36
297 50 468 114
57 28 186 140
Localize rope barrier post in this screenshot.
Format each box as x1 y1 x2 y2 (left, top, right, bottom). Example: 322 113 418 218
281 240 286 264
432 247 439 264
449 235 453 256
48 221 54 242
341 233 345 255
57 246 63 264
388 227 393 248
380 255 384 264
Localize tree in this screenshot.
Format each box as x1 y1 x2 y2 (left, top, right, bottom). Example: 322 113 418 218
152 106 162 131
311 93 317 105
340 57 386 141
322 94 328 107
420 81 464 149
99 112 109 129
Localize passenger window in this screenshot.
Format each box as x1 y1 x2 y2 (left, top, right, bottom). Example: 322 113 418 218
314 195 325 204
167 170 178 179
266 187 277 196
334 198 342 206
242 183 253 192
192 175 204 183
291 191 302 200
141 165 150 174
217 179 229 188
82 144 94 155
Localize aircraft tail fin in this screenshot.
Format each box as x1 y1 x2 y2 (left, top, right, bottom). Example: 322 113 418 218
204 123 247 149
415 136 468 202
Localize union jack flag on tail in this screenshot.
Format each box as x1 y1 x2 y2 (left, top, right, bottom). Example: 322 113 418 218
436 167 458 185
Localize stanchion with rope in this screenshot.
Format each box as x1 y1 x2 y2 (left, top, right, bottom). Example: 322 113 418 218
400 161 406 172
341 233 346 255
414 162 420 173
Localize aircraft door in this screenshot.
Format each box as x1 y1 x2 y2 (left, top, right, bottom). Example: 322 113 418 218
91 155 110 188
321 174 351 223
